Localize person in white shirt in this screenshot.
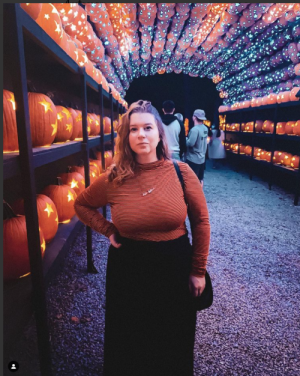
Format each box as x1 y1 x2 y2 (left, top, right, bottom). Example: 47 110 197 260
161 100 186 161
186 109 209 187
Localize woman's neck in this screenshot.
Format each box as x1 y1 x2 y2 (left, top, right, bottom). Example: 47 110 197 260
135 155 158 164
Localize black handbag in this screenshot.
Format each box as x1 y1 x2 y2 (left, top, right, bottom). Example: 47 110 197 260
173 160 213 311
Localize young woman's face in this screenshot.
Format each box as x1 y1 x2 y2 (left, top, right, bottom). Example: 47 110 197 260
129 112 160 160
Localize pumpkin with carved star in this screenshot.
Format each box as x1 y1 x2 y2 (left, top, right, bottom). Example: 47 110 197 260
103 116 112 134
95 150 113 169
3 89 19 152
58 167 85 196
87 112 97 136
28 92 57 147
36 3 64 45
67 107 81 140
12 194 58 243
55 105 73 142
91 113 101 136
42 178 77 223
3 201 45 280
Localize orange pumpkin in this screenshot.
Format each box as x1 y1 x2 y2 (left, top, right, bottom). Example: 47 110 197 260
266 93 277 105
254 147 262 159
289 87 300 102
293 120 300 136
285 121 295 135
255 120 263 133
67 107 81 140
20 3 42 20
265 151 272 162
282 153 293 167
58 168 85 196
244 145 252 156
12 194 58 243
290 155 299 169
273 151 284 164
245 122 254 132
230 123 239 132
89 159 103 174
3 201 45 280
239 144 246 154
28 92 57 147
55 106 73 142
42 178 77 223
36 4 63 45
87 113 97 136
276 122 286 135
72 110 84 139
3 89 18 152
260 150 266 160
262 120 274 133
95 150 113 169
70 163 98 184
241 123 246 132
92 113 101 135
277 91 290 104
104 117 112 134
261 97 268 106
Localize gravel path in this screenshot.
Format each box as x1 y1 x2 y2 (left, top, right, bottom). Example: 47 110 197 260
5 161 300 376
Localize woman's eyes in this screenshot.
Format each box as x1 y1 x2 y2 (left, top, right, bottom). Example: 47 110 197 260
130 126 152 132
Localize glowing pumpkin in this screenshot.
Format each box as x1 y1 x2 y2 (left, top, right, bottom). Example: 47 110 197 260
42 178 77 223
67 107 81 141
273 151 284 164
282 153 293 167
254 147 262 159
245 122 254 132
285 121 295 135
95 150 113 169
266 93 277 105
276 122 286 135
103 117 112 134
244 146 252 156
3 201 45 280
28 92 57 147
3 89 18 152
262 120 273 133
255 120 263 133
58 168 85 196
36 4 63 45
55 106 73 142
277 91 290 104
265 152 272 162
293 120 300 136
87 113 97 136
290 155 299 169
239 144 246 154
290 87 300 101
12 194 58 243
89 159 103 174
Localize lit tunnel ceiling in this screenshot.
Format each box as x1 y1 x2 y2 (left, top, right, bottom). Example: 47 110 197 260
25 3 300 106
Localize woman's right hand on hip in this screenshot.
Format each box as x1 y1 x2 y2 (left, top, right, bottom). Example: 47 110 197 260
109 233 122 248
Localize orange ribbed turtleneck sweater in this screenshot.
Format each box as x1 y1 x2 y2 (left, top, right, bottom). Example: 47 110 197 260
74 159 210 277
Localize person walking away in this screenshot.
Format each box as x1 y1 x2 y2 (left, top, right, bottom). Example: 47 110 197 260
161 100 186 161
208 124 226 169
74 100 210 376
186 109 209 187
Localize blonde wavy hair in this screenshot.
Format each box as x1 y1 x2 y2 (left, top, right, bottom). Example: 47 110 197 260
108 100 170 186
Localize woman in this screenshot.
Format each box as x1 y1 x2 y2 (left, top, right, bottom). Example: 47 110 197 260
208 124 226 169
74 100 210 376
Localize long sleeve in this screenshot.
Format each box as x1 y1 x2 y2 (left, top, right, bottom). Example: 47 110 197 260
74 172 118 238
178 162 210 277
186 127 198 148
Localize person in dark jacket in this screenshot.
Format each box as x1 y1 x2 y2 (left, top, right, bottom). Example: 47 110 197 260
161 100 187 160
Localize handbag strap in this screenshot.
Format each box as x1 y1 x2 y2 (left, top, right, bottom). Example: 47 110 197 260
173 160 184 191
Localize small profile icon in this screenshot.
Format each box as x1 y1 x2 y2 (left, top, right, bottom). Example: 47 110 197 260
8 361 19 372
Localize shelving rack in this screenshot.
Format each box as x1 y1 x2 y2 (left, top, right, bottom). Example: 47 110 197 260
221 101 300 205
3 4 125 375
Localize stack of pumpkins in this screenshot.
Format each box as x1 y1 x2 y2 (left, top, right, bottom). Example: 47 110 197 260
224 119 300 135
3 153 114 281
3 89 114 153
219 87 300 112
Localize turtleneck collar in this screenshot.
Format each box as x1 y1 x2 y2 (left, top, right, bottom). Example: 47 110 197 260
136 158 165 171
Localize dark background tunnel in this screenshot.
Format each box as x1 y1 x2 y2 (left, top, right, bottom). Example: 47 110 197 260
125 72 223 127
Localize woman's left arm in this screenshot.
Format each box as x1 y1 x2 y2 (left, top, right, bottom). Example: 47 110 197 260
178 162 211 283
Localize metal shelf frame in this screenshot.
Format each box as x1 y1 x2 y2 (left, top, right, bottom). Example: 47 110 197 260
3 5 126 375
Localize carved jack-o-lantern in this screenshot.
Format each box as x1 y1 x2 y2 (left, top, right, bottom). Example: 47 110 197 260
254 147 262 159
95 150 113 169
55 106 73 142
245 122 254 132
276 122 286 135
67 107 81 141
290 155 299 169
244 145 252 156
3 89 18 152
87 113 97 136
262 120 274 133
273 151 284 164
20 3 42 20
42 178 77 223
58 167 85 196
36 4 64 45
3 201 45 280
12 194 58 243
103 117 112 134
293 120 300 136
285 121 295 135
282 153 293 167
28 92 57 147
255 120 263 133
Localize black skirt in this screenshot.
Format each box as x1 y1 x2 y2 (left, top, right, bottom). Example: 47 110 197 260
103 233 197 376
